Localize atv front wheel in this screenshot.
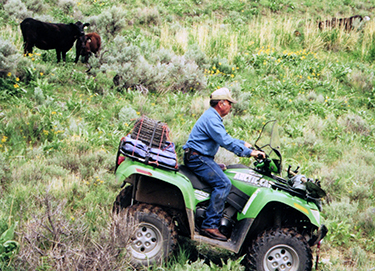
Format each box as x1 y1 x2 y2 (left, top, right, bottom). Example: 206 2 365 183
113 203 177 267
246 228 312 271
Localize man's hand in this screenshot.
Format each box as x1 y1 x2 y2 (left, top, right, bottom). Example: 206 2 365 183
244 142 265 159
251 150 266 159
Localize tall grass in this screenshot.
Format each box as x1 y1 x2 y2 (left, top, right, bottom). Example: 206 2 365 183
158 15 375 64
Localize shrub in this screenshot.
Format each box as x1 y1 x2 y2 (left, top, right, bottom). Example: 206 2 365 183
134 6 161 26
357 206 375 236
24 0 45 13
0 152 11 189
33 87 45 105
223 11 245 26
100 38 206 94
163 55 207 93
184 44 209 69
83 72 115 95
31 14 54 24
324 197 358 225
231 84 252 115
118 106 138 125
215 147 240 165
3 0 29 20
349 246 368 268
320 148 375 200
87 6 127 38
348 68 374 94
15 192 129 270
0 37 19 78
11 160 69 184
337 113 369 136
58 0 75 14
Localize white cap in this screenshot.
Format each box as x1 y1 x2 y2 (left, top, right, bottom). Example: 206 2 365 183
210 87 237 104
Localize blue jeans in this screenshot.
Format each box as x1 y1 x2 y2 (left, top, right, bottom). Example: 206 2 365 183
184 154 232 229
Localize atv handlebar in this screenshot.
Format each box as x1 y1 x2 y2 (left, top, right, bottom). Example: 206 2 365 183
251 149 266 160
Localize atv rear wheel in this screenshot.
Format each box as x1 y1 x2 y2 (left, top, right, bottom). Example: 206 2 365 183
112 184 133 213
246 228 312 271
113 203 177 267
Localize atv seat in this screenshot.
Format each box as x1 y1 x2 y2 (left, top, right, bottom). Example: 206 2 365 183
178 164 251 212
178 165 212 193
178 164 249 193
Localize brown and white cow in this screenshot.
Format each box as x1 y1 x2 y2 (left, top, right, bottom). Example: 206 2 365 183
75 32 101 63
20 18 89 62
318 15 370 31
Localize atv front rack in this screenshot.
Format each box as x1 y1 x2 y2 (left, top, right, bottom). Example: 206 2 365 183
270 176 323 210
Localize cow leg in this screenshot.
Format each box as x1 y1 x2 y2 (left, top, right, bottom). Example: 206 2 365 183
56 49 61 63
74 52 80 63
62 51 67 62
24 42 33 56
84 52 92 63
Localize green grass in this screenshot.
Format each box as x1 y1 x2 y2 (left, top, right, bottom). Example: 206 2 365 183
1 0 375 269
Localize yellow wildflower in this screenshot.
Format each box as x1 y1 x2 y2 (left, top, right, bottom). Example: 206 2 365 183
1 136 7 143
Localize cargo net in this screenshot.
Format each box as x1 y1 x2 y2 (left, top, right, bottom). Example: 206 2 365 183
131 116 169 149
119 115 178 170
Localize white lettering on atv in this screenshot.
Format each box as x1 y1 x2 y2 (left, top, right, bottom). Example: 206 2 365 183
194 190 210 201
242 188 260 214
233 172 271 188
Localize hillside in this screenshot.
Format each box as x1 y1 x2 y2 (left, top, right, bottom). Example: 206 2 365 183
1 0 375 270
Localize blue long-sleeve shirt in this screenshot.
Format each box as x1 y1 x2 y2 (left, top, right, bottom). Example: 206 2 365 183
183 107 253 157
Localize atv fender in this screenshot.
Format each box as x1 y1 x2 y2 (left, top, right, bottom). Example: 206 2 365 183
116 158 198 235
116 159 196 208
238 187 321 227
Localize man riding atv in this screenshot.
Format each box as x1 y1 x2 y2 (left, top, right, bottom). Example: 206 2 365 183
113 91 327 270
183 87 265 241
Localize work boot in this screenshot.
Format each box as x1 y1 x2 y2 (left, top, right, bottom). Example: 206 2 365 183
200 228 227 241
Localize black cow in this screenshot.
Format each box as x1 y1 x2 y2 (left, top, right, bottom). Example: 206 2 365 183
20 18 90 62
75 32 101 63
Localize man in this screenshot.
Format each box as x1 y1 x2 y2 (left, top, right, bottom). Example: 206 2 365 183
183 87 265 241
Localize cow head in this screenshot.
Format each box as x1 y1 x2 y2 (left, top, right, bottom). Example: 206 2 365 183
76 35 93 63
72 21 90 39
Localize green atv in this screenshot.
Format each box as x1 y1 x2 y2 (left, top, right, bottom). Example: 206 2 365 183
113 119 327 270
